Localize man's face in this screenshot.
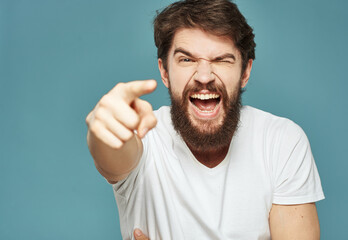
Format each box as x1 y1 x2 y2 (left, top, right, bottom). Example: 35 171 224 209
158 28 252 150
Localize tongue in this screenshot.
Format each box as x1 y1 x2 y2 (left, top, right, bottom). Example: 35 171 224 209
192 99 218 111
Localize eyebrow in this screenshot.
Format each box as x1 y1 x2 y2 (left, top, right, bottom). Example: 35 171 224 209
173 47 236 61
214 53 236 61
173 48 195 58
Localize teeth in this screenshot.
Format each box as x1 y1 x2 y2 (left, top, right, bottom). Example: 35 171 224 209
190 93 220 100
200 109 214 113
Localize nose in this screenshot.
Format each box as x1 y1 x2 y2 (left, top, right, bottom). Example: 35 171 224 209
193 58 215 84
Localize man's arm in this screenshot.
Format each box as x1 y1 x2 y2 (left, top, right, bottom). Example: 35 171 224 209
86 80 157 182
269 203 320 240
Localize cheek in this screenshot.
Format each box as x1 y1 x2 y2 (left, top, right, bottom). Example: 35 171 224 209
217 71 242 99
169 65 194 93
218 68 242 84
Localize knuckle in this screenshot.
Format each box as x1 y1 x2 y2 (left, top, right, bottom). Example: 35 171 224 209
114 82 126 93
128 115 140 129
99 94 113 108
93 108 105 121
123 131 134 142
129 83 138 93
116 82 125 88
89 121 102 134
118 129 131 141
85 113 91 125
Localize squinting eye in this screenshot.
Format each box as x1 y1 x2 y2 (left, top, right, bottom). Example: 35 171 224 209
180 58 193 62
216 60 233 64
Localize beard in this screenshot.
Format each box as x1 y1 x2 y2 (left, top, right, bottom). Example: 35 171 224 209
169 80 243 151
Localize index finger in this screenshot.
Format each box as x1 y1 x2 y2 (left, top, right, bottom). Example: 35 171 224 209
114 80 157 103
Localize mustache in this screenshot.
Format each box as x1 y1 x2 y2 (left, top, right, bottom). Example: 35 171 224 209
182 81 226 100
169 79 242 151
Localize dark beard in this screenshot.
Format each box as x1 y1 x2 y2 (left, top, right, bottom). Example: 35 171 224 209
169 81 243 151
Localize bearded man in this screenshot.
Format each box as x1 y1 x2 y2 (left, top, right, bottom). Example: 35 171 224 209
86 0 324 239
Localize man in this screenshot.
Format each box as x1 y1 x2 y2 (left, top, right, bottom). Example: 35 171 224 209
86 0 324 239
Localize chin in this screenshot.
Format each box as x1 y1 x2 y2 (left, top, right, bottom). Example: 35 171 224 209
188 113 225 134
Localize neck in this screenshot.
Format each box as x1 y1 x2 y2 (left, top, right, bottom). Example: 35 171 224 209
187 143 230 168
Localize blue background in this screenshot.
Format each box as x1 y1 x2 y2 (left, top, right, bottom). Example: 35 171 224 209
1 0 347 239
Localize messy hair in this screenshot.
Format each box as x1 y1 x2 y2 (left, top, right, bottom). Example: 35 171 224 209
154 0 256 73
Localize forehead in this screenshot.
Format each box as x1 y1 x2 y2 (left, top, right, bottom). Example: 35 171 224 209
170 28 240 58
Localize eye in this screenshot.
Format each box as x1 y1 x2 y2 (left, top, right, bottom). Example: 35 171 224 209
215 58 233 64
179 58 194 62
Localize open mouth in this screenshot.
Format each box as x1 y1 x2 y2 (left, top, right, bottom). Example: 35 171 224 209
189 93 221 113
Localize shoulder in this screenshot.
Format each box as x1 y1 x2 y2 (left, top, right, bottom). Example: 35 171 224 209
152 106 174 135
241 105 304 137
153 106 171 122
238 106 309 153
241 106 294 125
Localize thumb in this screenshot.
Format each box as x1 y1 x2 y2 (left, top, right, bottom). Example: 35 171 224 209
133 98 157 138
133 228 149 240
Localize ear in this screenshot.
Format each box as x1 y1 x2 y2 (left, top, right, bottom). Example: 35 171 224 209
158 58 169 88
241 59 253 88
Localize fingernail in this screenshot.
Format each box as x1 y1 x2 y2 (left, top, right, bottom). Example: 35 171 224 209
134 229 142 237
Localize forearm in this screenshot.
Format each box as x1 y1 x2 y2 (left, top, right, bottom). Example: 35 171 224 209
86 80 156 182
87 131 143 182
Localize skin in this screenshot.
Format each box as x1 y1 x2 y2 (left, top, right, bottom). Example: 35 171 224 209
158 28 252 165
134 229 149 240
86 80 157 183
270 203 320 240
86 28 320 239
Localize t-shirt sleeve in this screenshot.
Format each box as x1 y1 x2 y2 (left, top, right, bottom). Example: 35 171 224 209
111 135 149 199
272 121 325 205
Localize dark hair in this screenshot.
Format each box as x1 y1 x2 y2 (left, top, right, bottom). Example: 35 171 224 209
154 0 256 73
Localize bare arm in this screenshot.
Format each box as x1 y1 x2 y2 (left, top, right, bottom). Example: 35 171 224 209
269 203 320 240
86 80 157 182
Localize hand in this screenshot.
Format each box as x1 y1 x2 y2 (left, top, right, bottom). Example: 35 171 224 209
134 229 150 240
86 80 157 149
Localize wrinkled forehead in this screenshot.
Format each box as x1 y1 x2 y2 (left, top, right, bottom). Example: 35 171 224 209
170 28 241 60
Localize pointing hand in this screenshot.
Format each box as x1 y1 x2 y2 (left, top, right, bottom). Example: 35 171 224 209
86 79 157 149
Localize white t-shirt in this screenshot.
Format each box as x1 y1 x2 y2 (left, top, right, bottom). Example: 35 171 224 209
112 106 324 240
